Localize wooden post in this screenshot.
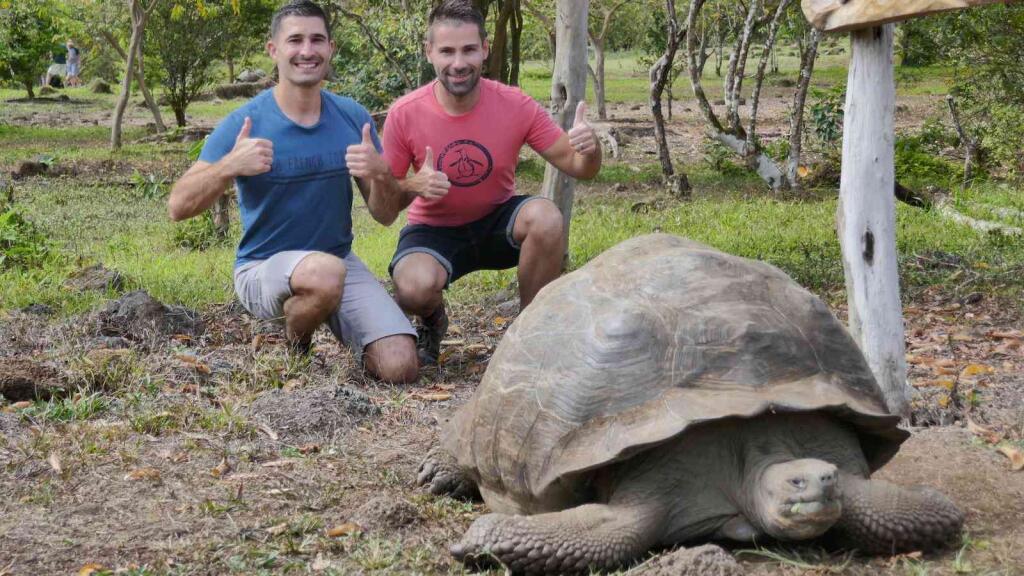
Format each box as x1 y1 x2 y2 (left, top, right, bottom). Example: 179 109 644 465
837 24 910 417
540 0 589 262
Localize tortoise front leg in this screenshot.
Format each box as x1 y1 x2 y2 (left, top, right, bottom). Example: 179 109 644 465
829 473 963 554
451 503 663 574
417 446 479 500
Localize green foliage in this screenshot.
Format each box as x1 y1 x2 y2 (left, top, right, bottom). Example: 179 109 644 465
172 211 228 251
894 133 963 189
0 209 51 270
23 391 108 423
897 20 944 67
0 0 63 98
702 137 747 177
147 0 236 126
330 1 430 111
131 170 169 200
808 85 844 150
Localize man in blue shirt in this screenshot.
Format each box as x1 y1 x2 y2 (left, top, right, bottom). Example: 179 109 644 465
168 0 418 383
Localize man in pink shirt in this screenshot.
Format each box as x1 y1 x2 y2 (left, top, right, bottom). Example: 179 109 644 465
378 0 602 365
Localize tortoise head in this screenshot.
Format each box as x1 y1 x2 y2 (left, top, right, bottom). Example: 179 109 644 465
755 459 842 540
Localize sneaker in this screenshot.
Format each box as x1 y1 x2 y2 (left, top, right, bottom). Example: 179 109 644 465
416 304 449 366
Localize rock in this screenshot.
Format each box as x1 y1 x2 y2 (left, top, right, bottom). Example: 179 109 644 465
632 545 744 576
235 69 266 83
98 290 204 340
351 496 422 532
0 358 66 402
64 264 124 293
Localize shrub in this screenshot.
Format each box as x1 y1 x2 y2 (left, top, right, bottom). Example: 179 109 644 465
0 209 51 270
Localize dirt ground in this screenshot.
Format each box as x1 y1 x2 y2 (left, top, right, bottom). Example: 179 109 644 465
2 89 1023 575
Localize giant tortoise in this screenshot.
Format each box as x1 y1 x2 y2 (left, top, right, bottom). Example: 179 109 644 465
419 234 962 573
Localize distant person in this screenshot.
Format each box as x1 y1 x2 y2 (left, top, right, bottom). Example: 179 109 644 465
44 48 67 89
379 0 602 365
65 40 82 88
167 0 419 383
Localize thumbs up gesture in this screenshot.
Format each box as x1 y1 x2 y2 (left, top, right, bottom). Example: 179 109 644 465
228 116 274 176
567 101 598 157
345 123 389 182
409 147 450 200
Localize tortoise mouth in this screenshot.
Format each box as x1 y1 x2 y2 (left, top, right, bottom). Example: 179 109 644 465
783 497 841 519
768 497 842 540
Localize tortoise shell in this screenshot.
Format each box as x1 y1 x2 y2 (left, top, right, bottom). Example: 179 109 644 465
445 234 907 511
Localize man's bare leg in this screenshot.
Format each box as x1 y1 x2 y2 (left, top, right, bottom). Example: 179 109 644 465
512 198 564 308
283 253 346 350
393 254 449 365
364 334 418 383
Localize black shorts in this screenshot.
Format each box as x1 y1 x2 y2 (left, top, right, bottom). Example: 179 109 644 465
389 195 540 287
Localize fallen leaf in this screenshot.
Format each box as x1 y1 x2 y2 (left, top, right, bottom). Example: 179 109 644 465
261 459 296 468
326 522 360 537
48 452 62 474
950 332 975 342
932 358 956 368
440 338 466 346
797 165 810 177
266 522 289 536
126 467 162 481
987 329 1023 340
211 456 231 478
251 333 265 351
961 363 994 377
283 378 302 392
11 401 33 410
966 419 1002 445
412 392 452 402
997 445 1024 471
937 395 951 408
297 443 320 455
78 564 106 576
493 316 507 327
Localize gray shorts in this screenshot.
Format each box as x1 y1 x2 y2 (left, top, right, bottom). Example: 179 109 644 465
233 251 415 351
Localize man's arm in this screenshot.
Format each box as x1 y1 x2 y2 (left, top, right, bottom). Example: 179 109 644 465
537 101 602 180
347 125 449 226
167 116 272 221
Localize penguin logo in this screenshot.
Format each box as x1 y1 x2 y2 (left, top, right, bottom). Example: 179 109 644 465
438 139 493 187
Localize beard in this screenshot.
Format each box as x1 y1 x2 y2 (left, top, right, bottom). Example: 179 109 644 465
437 66 481 97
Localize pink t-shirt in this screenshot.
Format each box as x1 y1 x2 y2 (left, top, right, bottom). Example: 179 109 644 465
383 78 563 227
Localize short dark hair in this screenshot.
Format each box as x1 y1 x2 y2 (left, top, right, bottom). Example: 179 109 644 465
271 0 330 40
427 0 487 42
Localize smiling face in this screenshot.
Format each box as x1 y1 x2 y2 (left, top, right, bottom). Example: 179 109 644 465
425 21 488 99
267 15 334 89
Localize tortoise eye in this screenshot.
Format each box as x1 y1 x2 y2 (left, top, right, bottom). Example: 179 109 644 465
789 478 807 490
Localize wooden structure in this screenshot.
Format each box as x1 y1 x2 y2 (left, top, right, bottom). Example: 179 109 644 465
800 0 1015 416
541 0 589 260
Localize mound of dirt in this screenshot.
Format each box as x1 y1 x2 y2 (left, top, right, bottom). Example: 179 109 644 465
97 290 204 341
351 496 422 532
0 357 66 401
245 385 381 441
633 544 744 576
64 264 124 294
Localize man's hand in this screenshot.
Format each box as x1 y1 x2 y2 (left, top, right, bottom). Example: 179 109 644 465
226 116 273 177
346 124 391 182
567 101 599 157
406 147 450 200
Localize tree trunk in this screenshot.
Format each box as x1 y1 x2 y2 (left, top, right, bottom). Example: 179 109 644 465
213 190 232 238
488 1 515 82
173 105 187 127
724 0 761 137
100 28 165 131
541 0 589 263
945 94 978 189
744 0 792 190
592 40 607 119
509 1 523 85
651 0 690 197
112 0 146 150
23 81 35 100
837 24 910 417
786 28 822 190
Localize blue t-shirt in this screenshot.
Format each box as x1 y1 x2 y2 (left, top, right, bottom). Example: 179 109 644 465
200 89 381 268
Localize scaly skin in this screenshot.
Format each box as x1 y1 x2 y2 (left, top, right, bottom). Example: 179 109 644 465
416 446 478 500
450 504 661 574
829 473 964 554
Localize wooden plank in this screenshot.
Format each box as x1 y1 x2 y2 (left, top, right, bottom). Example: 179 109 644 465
803 0 1014 32
837 24 911 417
541 0 589 260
